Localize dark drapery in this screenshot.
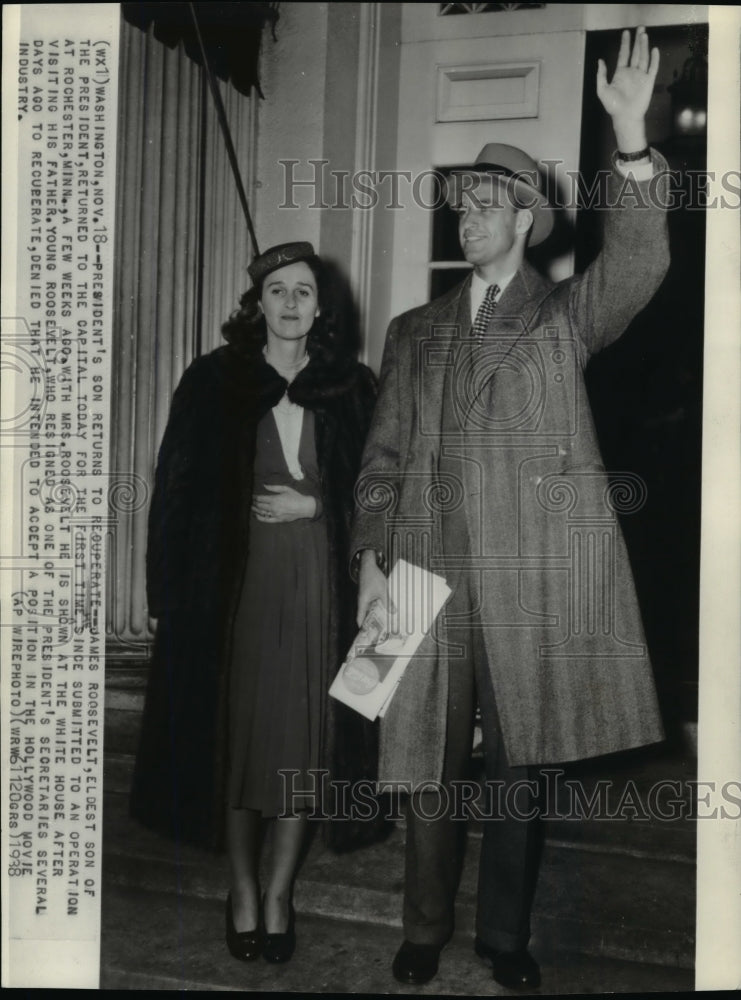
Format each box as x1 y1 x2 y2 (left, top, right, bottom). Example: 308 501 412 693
121 2 280 97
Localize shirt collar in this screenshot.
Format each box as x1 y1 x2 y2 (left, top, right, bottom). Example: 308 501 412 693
470 269 516 320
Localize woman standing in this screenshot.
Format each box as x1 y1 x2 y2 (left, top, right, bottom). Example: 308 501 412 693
130 242 379 964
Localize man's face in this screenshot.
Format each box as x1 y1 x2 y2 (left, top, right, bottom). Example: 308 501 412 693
456 184 521 270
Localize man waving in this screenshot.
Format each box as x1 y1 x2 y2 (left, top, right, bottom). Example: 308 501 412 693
352 27 668 990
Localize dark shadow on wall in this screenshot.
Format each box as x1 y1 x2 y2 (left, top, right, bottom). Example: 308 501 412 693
577 24 708 741
320 258 363 359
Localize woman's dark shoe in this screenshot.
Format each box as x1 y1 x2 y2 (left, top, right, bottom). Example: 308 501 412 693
225 892 261 962
262 899 296 964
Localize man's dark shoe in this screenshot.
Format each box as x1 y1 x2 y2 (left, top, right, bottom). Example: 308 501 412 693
392 940 443 985
474 937 541 991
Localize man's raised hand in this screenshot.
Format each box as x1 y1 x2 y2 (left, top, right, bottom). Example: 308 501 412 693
597 26 659 149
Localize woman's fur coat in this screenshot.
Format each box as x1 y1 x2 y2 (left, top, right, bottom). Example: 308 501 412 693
130 335 382 851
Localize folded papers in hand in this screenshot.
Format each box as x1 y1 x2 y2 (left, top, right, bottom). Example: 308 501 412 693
329 559 451 721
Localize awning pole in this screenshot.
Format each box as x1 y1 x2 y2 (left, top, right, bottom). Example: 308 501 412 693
188 2 261 258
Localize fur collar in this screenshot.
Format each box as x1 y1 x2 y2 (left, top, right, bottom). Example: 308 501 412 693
218 342 364 417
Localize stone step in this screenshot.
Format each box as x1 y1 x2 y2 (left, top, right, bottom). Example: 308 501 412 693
538 745 697 862
104 747 697 864
104 790 695 970
104 676 696 972
100 881 694 994
104 691 143 757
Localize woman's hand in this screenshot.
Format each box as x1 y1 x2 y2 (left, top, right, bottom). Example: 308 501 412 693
252 484 316 523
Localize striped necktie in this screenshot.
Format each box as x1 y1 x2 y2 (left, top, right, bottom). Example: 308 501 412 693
471 283 500 341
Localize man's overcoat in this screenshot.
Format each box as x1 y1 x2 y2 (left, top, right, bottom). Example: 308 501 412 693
352 155 670 786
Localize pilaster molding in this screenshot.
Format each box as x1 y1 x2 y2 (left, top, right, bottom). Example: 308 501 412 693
350 2 383 367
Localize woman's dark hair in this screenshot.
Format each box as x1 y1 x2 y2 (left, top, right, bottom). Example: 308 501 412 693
222 254 356 364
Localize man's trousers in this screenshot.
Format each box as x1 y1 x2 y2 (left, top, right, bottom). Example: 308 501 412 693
402 572 544 951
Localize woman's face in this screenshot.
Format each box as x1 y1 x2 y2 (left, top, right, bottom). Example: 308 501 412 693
260 261 319 343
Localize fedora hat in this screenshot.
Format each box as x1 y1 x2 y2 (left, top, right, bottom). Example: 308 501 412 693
445 143 554 246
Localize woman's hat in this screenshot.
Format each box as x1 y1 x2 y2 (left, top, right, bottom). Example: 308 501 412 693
445 143 554 246
247 241 316 284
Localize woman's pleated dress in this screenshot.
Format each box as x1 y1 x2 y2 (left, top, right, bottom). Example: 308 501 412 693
228 405 329 817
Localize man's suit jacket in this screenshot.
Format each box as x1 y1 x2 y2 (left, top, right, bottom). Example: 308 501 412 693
352 153 670 785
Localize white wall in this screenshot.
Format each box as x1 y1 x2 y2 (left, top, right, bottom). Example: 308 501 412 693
402 3 707 40
583 5 708 30
382 3 708 362
254 3 710 369
255 2 403 368
255 3 330 251
390 26 585 324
